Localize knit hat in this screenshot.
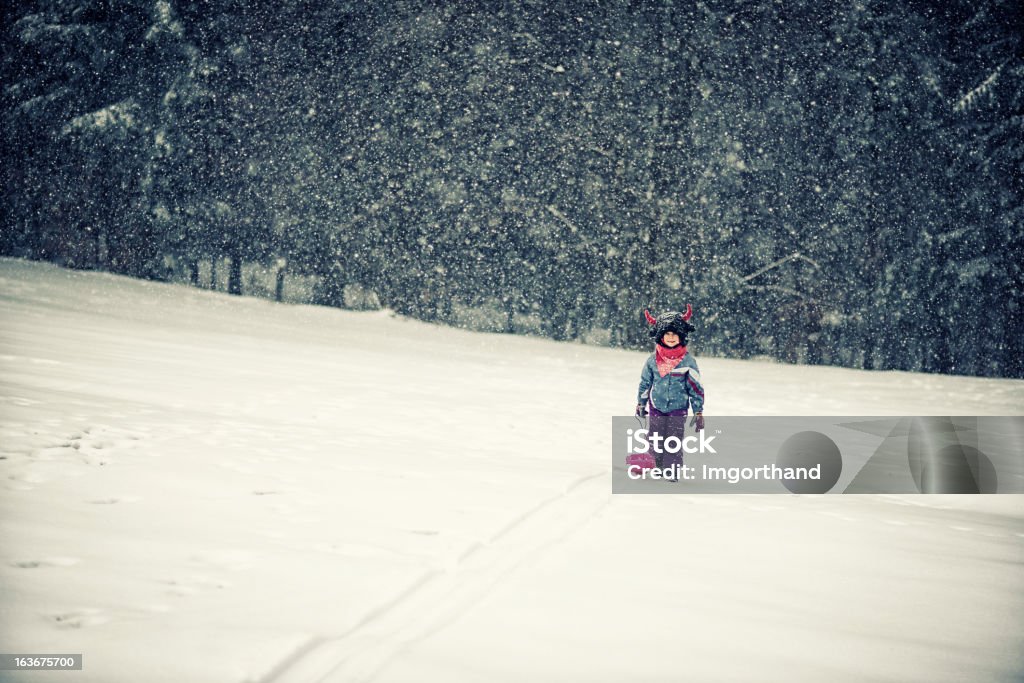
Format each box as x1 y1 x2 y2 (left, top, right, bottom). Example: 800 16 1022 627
644 305 695 344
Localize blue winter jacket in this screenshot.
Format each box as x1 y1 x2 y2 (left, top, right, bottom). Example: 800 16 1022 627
637 352 705 414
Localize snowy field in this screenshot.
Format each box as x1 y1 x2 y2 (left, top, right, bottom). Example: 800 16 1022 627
1 257 1022 683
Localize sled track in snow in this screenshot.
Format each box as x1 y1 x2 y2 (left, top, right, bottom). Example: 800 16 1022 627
261 470 611 683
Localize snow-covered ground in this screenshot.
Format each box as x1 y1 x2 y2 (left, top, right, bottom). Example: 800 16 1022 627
1 257 1022 683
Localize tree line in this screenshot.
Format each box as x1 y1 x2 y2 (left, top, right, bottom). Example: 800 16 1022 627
2 0 1022 377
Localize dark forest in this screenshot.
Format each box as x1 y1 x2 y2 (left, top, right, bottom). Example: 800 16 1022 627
2 0 1022 376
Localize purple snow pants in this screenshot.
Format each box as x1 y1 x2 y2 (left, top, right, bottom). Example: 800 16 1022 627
647 405 689 469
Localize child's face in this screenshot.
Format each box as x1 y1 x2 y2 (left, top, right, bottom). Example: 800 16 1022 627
661 331 680 347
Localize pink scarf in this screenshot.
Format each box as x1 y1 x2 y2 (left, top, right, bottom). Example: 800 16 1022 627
655 344 688 377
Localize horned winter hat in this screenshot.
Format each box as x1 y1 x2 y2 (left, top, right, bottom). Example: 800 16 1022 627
644 305 696 345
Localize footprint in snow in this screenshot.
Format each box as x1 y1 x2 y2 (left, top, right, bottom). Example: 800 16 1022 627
87 496 140 505
50 608 109 629
162 575 232 597
9 557 80 569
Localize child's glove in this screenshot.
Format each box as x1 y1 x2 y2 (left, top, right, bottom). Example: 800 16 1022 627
635 403 648 418
690 412 704 431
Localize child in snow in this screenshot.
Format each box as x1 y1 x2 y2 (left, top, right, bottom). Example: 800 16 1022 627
636 306 705 473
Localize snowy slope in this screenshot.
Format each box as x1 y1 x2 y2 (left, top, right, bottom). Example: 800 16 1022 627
0 258 1022 683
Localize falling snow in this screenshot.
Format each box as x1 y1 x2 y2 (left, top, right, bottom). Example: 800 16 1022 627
2 1 1022 377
